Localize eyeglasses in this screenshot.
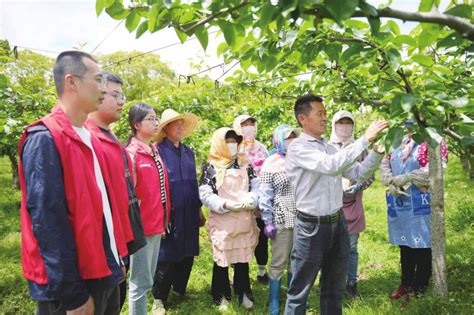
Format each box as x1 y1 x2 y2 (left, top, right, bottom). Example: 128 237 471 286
143 117 159 122
106 92 126 103
72 74 107 87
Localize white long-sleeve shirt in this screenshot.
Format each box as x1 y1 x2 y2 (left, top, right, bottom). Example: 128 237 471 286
285 132 383 216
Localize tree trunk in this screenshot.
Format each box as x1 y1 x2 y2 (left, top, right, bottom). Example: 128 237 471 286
8 153 20 189
469 145 474 180
429 144 448 296
460 153 469 171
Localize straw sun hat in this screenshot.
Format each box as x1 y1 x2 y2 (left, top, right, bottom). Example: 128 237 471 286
156 109 198 142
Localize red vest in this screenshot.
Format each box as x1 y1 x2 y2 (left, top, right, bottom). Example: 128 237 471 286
18 106 128 284
126 137 171 236
84 119 134 245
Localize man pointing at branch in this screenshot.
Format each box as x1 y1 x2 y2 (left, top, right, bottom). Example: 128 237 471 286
284 94 388 315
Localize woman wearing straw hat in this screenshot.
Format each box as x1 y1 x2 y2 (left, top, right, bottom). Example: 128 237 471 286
151 109 205 313
199 127 260 311
233 114 270 284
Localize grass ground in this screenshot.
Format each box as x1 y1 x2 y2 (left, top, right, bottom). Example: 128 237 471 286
0 156 472 314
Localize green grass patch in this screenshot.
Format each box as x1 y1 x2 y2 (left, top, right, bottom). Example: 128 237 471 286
0 156 473 314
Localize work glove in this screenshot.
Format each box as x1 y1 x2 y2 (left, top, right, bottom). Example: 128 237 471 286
388 184 409 197
391 174 411 187
344 182 363 197
241 197 258 211
409 172 429 188
225 201 245 212
264 224 277 239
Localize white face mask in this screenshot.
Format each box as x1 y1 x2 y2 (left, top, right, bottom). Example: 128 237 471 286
241 125 256 141
227 142 238 157
335 124 353 142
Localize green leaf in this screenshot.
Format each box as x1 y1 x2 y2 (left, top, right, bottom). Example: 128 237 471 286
367 17 380 36
105 1 127 20
341 43 364 61
324 43 342 62
194 26 209 51
391 35 417 47
426 127 442 148
386 48 401 71
419 0 437 12
412 130 427 144
324 0 359 23
217 21 235 47
411 54 433 67
385 20 400 35
401 94 415 112
96 0 105 16
175 28 188 43
259 3 276 30
437 32 464 48
385 126 405 153
0 74 9 89
460 136 474 148
359 1 378 17
447 97 469 108
216 42 228 57
105 0 114 8
148 4 159 32
265 55 279 72
432 64 453 76
444 4 472 19
125 10 141 33
136 21 148 39
418 24 440 48
345 20 368 29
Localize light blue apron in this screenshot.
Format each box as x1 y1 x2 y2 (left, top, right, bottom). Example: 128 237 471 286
386 141 431 248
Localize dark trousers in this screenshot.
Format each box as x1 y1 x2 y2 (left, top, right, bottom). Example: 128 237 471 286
119 259 130 311
400 246 432 293
211 262 253 304
152 256 194 302
285 215 349 315
255 217 269 265
35 285 120 315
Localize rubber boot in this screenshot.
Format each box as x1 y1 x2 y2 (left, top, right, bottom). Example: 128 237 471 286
269 278 281 315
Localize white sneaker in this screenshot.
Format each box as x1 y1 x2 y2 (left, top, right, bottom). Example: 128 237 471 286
218 297 229 311
241 293 254 310
152 299 166 315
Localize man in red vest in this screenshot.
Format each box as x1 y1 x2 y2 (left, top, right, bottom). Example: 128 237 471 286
85 71 146 311
18 51 129 314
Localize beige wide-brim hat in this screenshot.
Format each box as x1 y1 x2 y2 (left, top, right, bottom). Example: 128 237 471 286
156 108 199 143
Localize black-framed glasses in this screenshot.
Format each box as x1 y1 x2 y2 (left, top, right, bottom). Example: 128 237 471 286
106 92 126 102
72 74 107 87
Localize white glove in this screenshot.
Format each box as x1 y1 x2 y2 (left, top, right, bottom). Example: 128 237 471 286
241 197 257 210
391 174 411 187
225 201 245 211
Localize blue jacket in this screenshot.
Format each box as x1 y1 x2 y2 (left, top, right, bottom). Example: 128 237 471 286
157 138 202 262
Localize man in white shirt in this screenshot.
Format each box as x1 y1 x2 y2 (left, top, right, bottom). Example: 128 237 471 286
284 94 388 315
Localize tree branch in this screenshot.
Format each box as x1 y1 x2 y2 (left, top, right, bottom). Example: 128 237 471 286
309 7 474 41
443 127 462 141
333 96 390 107
180 1 250 33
